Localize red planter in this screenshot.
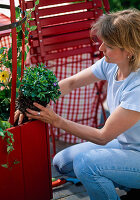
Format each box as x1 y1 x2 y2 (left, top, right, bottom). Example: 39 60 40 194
0 120 52 200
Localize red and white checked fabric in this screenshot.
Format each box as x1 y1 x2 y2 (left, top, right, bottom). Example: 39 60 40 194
47 46 106 144
0 14 11 49
0 13 31 65
0 35 11 49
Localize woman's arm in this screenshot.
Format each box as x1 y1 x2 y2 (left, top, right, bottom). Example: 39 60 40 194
58 66 100 97
26 103 140 145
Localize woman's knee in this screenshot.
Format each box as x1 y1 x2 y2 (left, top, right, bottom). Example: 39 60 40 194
53 149 75 176
53 142 93 175
73 152 97 180
73 150 106 179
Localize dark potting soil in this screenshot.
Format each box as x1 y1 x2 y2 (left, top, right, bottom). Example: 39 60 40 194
15 91 47 125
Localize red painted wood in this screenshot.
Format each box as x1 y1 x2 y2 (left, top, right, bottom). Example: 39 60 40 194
25 0 109 13
31 46 93 63
0 121 52 200
32 0 45 58
30 11 94 27
0 125 25 200
25 0 86 9
26 0 106 65
26 0 105 65
31 1 93 18
32 30 90 47
31 19 93 38
93 0 102 8
30 38 90 54
45 46 93 59
20 120 52 200
30 38 101 56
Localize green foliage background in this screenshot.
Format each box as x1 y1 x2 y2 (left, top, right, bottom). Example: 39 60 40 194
109 0 140 11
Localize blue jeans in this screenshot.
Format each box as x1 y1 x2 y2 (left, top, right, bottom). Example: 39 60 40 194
53 139 140 200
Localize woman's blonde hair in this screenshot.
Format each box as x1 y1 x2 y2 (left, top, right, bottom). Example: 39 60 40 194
91 8 140 71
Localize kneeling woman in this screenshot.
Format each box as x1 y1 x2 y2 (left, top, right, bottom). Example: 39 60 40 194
23 9 140 200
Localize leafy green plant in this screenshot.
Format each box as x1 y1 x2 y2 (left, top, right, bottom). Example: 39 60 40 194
0 0 39 168
17 63 61 114
0 121 14 152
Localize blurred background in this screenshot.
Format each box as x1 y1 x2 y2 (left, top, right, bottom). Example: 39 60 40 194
109 0 140 11
0 0 19 17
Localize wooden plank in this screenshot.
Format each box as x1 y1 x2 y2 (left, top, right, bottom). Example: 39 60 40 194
30 38 91 54
32 30 90 47
44 46 93 59
0 125 25 200
30 19 94 38
94 8 103 19
31 46 93 63
30 11 94 27
31 1 93 18
20 120 52 200
25 0 89 9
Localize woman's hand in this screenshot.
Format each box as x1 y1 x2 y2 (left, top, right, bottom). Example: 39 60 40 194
25 102 60 127
14 110 24 125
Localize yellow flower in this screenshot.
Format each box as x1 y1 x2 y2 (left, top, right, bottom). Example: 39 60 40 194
0 54 4 61
0 71 10 85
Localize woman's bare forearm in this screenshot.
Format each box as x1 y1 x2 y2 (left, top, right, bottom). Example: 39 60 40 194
54 115 105 145
58 77 74 97
59 67 100 97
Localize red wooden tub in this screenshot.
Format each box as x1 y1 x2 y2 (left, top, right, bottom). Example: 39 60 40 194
0 120 53 200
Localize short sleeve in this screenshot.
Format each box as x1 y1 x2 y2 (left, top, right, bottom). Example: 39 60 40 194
120 84 140 112
91 57 110 80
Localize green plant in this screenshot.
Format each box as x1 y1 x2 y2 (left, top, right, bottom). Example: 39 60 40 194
0 121 14 152
17 63 61 114
0 47 15 164
0 0 39 168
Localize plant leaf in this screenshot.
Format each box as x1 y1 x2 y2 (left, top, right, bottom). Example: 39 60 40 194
35 0 39 6
1 164 9 168
30 26 37 31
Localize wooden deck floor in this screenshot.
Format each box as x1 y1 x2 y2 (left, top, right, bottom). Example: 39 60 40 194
50 140 126 200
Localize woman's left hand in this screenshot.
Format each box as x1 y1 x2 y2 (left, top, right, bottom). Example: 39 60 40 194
26 102 60 127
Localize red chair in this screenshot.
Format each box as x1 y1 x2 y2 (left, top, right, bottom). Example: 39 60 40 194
25 0 110 156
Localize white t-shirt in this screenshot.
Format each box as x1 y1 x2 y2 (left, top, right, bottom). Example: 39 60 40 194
92 57 140 151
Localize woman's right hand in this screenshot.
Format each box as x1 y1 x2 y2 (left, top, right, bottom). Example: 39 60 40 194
14 110 24 125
